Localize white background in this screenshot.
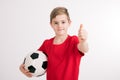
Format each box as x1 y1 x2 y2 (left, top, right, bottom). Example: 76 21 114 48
0 0 120 80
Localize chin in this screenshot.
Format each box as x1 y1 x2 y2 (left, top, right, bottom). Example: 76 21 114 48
58 33 67 36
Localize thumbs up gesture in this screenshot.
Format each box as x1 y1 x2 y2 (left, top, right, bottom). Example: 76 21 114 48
77 24 89 53
78 24 88 42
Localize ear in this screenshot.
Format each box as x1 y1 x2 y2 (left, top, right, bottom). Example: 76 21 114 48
69 20 71 24
68 20 72 26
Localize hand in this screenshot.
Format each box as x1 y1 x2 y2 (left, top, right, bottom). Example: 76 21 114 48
78 24 88 42
77 24 89 53
19 64 33 77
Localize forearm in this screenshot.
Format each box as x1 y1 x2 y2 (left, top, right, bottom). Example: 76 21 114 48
77 40 89 53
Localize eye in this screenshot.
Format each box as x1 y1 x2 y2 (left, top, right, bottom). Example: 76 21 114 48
54 22 58 25
62 21 65 24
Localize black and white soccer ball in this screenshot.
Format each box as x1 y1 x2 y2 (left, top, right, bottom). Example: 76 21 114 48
23 51 48 77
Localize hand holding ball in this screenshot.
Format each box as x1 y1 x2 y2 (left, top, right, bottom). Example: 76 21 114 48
23 51 48 77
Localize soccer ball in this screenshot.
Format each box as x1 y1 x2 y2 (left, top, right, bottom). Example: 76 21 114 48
23 51 48 77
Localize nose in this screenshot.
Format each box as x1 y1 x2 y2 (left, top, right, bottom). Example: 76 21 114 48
58 23 62 28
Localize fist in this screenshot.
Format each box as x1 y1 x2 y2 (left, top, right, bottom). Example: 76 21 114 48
78 24 88 41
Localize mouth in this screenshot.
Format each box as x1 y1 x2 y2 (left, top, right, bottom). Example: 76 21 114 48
58 30 64 32
58 29 64 31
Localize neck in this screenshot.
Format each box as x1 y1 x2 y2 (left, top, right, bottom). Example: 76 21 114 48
53 34 68 44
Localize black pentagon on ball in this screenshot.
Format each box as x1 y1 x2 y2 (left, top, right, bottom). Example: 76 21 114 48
30 53 39 59
42 61 48 69
28 65 36 73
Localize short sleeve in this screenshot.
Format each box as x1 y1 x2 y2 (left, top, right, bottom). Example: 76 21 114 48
38 40 47 53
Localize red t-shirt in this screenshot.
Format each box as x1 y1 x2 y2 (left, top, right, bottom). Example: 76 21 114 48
38 35 84 80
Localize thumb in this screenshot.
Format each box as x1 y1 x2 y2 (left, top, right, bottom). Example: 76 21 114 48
78 24 84 40
80 24 83 31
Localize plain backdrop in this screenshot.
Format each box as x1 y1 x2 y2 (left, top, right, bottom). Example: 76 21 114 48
0 0 120 80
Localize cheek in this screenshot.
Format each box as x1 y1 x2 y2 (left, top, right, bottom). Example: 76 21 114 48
65 24 70 28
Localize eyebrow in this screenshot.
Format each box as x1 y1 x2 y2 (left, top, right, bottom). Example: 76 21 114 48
53 19 66 22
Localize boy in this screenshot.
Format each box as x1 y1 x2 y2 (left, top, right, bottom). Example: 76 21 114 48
19 7 89 80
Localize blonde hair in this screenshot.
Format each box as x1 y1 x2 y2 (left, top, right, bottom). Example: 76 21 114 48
50 7 70 22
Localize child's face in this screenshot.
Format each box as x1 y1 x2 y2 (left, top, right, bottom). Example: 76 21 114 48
50 14 71 36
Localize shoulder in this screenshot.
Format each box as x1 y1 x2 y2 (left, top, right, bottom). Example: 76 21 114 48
38 37 54 51
65 35 79 46
68 35 78 39
42 37 54 45
68 35 79 42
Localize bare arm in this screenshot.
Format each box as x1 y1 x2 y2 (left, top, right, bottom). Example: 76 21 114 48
77 24 89 53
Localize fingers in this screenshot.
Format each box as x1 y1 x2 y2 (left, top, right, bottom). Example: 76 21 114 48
19 64 33 77
20 64 28 72
25 73 33 77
